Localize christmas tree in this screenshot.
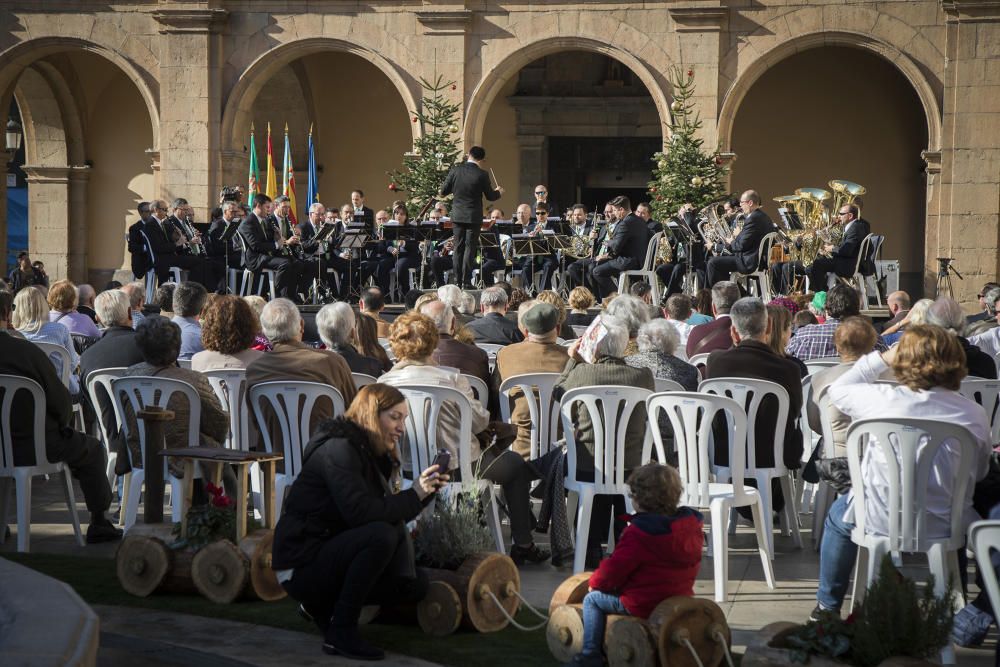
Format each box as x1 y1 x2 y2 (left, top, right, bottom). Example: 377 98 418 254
647 66 728 222
387 75 463 218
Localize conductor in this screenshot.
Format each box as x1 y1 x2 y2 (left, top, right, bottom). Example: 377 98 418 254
440 146 504 287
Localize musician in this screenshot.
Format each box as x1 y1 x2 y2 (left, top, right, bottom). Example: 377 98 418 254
565 202 615 291
206 200 243 269
523 202 559 292
388 202 426 293
350 189 375 226
439 145 504 288
590 196 648 300
532 184 558 224
706 190 775 288
127 202 153 280
271 195 298 242
142 199 213 290
480 207 507 287
655 203 705 299
298 202 350 298
635 202 660 240
170 198 226 291
237 193 311 302
360 209 395 297
806 203 870 291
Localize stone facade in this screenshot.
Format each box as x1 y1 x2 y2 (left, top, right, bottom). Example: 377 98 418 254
0 0 997 303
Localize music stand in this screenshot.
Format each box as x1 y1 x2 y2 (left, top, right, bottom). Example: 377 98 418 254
217 219 242 294
668 222 700 297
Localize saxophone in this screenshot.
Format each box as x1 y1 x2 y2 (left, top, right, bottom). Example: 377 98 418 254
655 223 673 265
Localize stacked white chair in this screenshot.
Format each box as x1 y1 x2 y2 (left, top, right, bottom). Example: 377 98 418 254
968 520 1000 656
498 372 562 459
958 378 1000 443
85 368 129 487
462 374 490 412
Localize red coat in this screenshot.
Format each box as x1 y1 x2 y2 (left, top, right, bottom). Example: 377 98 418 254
588 508 704 618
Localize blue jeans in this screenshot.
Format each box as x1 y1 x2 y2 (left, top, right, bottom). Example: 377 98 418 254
817 494 857 611
581 590 630 655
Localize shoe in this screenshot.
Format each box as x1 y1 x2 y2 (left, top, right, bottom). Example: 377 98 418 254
510 543 551 566
299 603 331 633
570 652 605 666
322 626 385 661
952 604 993 647
808 604 839 623
86 520 123 544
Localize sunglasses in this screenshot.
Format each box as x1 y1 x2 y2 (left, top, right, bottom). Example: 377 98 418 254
535 191 546 195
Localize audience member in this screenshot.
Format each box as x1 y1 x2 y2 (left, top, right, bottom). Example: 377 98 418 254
315 302 383 378
686 281 740 357
13 285 80 395
403 288 424 311
967 285 1000 356
242 294 272 351
413 292 438 313
120 282 146 329
793 310 818 331
419 300 491 390
606 294 650 357
968 282 1000 325
506 288 531 324
878 290 911 332
154 282 177 319
47 279 100 338
356 311 392 373
7 251 48 293
688 288 714 325
172 282 208 360
625 319 698 390
786 284 887 361
566 287 596 328
76 283 98 324
629 281 660 320
359 287 391 338
0 290 22 338
466 286 523 344
437 284 473 325
190 294 264 371
536 290 576 340
663 295 695 360
766 303 808 377
925 297 997 379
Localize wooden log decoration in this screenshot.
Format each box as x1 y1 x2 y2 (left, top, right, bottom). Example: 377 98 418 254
546 604 584 663
548 571 592 614
240 529 286 601
417 580 463 636
605 615 657 667
115 524 196 596
426 552 521 633
648 597 730 667
192 539 250 604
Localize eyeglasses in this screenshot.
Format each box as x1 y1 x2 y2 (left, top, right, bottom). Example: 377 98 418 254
535 191 546 195
838 211 851 216
739 200 751 204
535 211 546 215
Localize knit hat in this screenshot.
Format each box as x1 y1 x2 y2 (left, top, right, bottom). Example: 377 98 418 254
522 302 559 334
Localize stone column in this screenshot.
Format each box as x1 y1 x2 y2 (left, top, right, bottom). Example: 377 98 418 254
416 7 472 146
668 4 727 148
21 164 90 282
153 5 228 221
518 135 546 206
938 0 1000 307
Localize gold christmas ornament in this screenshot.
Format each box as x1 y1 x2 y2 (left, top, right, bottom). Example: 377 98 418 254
691 176 703 187
671 100 682 112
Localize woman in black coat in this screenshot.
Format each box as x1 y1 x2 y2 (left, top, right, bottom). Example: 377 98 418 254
272 383 448 660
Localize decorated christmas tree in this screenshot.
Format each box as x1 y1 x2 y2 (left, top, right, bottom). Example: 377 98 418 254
387 75 463 218
647 67 728 222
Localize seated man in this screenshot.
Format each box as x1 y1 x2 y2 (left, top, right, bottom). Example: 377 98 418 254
237 194 311 302
786 284 887 362
315 302 384 378
466 286 523 345
144 199 216 292
419 299 491 395
686 281 740 357
590 197 648 300
358 287 391 338
806 203 870 292
360 210 396 298
522 203 559 292
0 292 121 543
705 190 775 288
171 281 208 360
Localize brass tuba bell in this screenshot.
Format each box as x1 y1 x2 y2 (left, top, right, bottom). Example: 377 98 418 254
829 179 866 218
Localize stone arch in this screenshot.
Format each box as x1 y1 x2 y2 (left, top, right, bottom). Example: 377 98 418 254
221 37 422 153
463 36 674 149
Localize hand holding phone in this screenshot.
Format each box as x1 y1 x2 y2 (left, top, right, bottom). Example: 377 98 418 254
431 448 451 477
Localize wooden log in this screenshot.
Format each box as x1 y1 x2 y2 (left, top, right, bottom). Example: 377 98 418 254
191 539 249 604
115 523 196 596
648 597 730 667
416 580 463 636
546 604 584 663
425 552 521 633
605 615 657 667
239 529 285 601
548 572 593 614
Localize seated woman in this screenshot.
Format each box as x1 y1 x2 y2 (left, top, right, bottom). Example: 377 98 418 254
625 319 699 391
355 309 392 373
554 315 655 568
191 294 264 371
242 295 272 351
605 295 650 357
273 383 447 660
765 303 808 378
379 311 550 565
13 285 81 396
48 279 100 338
315 302 384 378
565 286 596 328
813 325 991 619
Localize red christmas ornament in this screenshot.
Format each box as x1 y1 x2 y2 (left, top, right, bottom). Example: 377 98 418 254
715 157 722 165
388 183 398 192
687 69 694 77
412 116 418 123
451 84 457 91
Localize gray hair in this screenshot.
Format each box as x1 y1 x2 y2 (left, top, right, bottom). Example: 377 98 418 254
637 319 680 356
926 297 967 336
222 200 239 214
122 282 145 309
170 198 188 211
419 299 454 333
908 298 934 326
985 286 1000 314
260 298 302 343
730 297 768 339
594 315 629 358
437 284 464 310
605 294 649 337
77 283 95 305
480 286 507 311
309 202 324 215
94 289 131 327
712 281 741 314
460 291 477 315
172 281 208 318
316 302 356 348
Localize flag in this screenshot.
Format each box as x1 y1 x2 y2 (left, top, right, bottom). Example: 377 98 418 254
283 125 299 226
306 123 318 219
247 123 259 208
265 122 277 200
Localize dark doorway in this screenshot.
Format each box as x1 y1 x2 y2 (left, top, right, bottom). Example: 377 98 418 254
548 136 660 215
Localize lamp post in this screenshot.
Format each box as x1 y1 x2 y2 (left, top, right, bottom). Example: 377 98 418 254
5 118 22 153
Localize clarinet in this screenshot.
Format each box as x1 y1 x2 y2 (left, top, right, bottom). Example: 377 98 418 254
179 216 204 256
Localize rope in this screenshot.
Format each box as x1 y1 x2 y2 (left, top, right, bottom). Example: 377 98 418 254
484 589 549 631
680 638 705 667
714 631 735 667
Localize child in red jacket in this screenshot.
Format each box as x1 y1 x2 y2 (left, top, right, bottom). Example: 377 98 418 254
571 462 703 666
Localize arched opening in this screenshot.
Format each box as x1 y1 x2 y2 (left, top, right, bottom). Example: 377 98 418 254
481 50 663 214
729 46 929 296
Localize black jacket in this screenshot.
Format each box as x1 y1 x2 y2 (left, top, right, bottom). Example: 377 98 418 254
142 217 181 260
728 208 774 273
960 337 998 380
440 161 501 226
607 213 649 271
830 218 871 276
127 218 150 278
272 417 427 569
466 312 524 345
238 213 279 271
329 343 384 378
79 326 145 465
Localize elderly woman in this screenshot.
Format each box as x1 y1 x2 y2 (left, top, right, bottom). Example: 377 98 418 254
881 297 933 345
242 294 272 351
273 384 447 660
925 297 997 379
625 319 699 391
48 279 100 338
605 294 650 357
316 302 383 378
14 285 81 395
566 287 596 327
813 325 991 619
554 315 655 568
379 311 550 565
191 294 264 371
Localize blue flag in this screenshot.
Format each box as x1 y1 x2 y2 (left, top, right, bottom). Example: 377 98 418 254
307 124 318 219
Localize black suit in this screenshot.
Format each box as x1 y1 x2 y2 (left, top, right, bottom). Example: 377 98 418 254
297 220 350 297
127 218 150 279
566 223 608 292
238 212 310 301
656 210 706 297
352 206 375 226
465 312 524 345
592 212 647 298
807 217 871 290
142 216 212 288
439 161 501 286
707 208 775 287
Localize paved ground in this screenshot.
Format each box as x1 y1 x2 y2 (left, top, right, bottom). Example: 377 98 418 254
2 475 996 665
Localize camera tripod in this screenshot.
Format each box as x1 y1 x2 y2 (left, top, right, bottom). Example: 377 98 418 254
935 257 963 299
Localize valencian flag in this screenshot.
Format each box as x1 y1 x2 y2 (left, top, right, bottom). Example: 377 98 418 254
282 124 299 226
265 122 278 200
306 123 318 219
247 123 260 208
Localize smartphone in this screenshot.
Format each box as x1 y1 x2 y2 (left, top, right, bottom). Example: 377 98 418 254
431 449 451 477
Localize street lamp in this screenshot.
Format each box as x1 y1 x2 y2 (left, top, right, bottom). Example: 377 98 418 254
5 118 22 152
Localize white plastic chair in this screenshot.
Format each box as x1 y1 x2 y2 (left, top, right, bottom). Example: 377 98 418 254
804 357 840 374
689 352 710 373
730 232 779 301
85 368 128 486
810 383 841 550
969 520 1000 654
0 375 85 552
699 377 803 556
846 418 978 664
462 374 490 411
33 341 83 430
498 373 562 459
561 385 656 573
396 384 504 552
111 376 200 531
654 378 685 393
352 372 379 388
248 380 345 517
235 231 277 299
958 378 1000 444
647 391 775 601
617 231 662 299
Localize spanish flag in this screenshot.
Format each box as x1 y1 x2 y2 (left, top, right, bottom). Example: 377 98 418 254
265 122 277 200
283 125 299 226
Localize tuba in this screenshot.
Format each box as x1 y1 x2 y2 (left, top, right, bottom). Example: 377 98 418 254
829 179 866 218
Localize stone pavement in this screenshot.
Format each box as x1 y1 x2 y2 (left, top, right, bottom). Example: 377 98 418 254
2 475 997 665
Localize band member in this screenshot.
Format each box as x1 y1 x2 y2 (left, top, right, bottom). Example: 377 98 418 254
439 145 504 287
806 203 871 291
206 200 244 269
143 199 213 290
127 202 153 279
480 207 507 287
706 190 775 287
430 208 456 288
237 193 311 301
298 202 351 298
635 201 660 240
523 202 559 291
532 184 558 224
361 209 395 297
566 202 615 291
169 198 226 291
656 203 707 298
388 202 426 293
350 189 375 226
590 196 648 299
